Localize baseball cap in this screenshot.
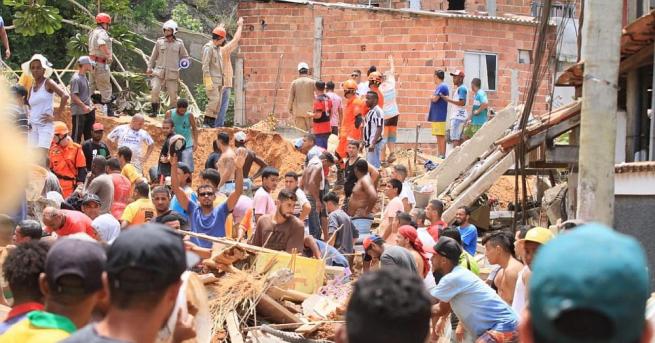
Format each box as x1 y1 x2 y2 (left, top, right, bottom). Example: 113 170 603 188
529 223 649 343
524 226 554 245
106 224 199 291
82 193 101 205
425 237 461 262
234 131 247 143
45 238 106 294
92 123 104 131
78 55 96 66
450 70 465 77
363 235 384 251
297 62 309 71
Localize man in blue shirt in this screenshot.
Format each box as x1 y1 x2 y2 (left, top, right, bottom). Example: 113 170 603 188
428 237 518 342
427 69 449 158
464 77 489 139
453 206 477 256
165 98 198 172
171 147 247 248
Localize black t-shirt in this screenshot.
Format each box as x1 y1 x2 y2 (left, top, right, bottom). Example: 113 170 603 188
82 139 111 170
157 133 174 179
151 210 189 230
344 157 361 198
205 152 221 170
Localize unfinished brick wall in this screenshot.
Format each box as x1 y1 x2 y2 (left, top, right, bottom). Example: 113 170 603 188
237 0 554 128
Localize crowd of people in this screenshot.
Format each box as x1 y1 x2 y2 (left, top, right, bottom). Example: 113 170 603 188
0 10 650 343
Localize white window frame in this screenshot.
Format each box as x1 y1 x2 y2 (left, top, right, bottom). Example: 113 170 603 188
464 51 498 92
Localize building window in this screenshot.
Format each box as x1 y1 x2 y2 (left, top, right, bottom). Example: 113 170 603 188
464 52 498 91
518 50 532 64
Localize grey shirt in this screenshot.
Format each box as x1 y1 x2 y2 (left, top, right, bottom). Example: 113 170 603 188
380 245 418 274
62 324 128 343
328 208 357 254
70 73 91 115
86 174 114 214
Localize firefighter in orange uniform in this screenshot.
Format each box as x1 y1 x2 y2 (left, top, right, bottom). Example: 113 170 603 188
49 121 87 198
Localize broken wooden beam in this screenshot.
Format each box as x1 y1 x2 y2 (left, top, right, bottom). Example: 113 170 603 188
267 286 312 303
256 294 303 324
226 311 245 343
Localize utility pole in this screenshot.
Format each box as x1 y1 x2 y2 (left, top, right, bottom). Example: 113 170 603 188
576 0 622 225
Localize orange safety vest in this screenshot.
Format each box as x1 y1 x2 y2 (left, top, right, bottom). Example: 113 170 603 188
49 142 86 197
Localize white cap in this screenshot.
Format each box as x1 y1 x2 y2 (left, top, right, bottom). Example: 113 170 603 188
234 131 247 143
297 62 309 71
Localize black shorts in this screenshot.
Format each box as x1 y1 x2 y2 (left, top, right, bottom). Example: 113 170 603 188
384 115 399 127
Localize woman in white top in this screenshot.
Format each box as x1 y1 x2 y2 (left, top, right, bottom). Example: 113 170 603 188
23 54 69 159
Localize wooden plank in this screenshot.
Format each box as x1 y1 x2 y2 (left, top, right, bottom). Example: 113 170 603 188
414 104 520 195
226 311 245 343
545 145 579 164
256 294 303 324
528 160 573 169
620 43 654 74
442 153 515 223
234 57 245 125
525 115 580 150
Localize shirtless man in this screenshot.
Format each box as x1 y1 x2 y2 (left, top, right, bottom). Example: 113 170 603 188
234 131 266 194
215 132 237 195
482 231 524 305
347 159 377 218
303 151 335 240
343 141 379 206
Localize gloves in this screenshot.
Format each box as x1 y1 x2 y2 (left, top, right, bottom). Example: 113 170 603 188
203 76 213 91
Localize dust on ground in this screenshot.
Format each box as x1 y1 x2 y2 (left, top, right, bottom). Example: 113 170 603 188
488 175 537 209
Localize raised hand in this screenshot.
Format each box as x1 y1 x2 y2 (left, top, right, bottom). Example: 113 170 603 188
235 147 247 169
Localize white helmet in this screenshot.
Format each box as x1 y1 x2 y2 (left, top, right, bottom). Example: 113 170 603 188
163 20 178 34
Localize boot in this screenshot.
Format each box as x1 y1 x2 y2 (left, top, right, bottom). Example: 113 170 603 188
105 102 116 117
150 103 160 118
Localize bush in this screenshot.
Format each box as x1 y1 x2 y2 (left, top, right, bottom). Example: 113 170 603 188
171 4 203 32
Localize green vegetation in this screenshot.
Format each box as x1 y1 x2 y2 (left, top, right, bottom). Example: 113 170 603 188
171 4 203 32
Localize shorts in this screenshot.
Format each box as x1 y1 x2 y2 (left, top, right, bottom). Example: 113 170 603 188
450 118 465 141
29 123 54 149
464 124 483 138
431 121 446 136
384 116 398 143
475 330 519 343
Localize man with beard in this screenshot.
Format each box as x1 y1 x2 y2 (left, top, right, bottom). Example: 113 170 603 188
428 237 518 342
444 70 468 147
250 189 305 253
150 186 188 230
82 123 111 172
452 206 477 256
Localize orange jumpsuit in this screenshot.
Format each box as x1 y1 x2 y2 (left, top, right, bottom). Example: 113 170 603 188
336 96 365 159
49 141 86 198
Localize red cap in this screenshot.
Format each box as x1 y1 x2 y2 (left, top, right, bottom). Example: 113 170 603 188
92 123 104 131
450 70 465 77
363 235 383 251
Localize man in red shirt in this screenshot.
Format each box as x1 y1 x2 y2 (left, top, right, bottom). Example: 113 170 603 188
42 207 97 239
308 80 332 149
426 199 447 241
107 157 131 220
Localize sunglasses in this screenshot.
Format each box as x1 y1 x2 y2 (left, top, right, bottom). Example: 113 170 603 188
198 192 214 197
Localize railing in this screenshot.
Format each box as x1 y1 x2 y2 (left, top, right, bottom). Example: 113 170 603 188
531 1 577 18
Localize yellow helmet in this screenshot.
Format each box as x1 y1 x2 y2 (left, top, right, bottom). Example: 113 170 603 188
525 227 554 245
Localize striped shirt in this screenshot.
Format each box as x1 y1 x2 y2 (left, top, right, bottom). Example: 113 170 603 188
363 105 384 146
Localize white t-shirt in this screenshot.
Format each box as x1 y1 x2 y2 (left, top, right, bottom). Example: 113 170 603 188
400 181 416 208
293 188 309 217
92 213 121 243
108 124 154 167
356 81 369 97
451 85 469 121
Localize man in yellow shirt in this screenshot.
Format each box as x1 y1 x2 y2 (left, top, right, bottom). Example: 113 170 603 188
120 182 155 228
0 238 106 343
117 146 145 195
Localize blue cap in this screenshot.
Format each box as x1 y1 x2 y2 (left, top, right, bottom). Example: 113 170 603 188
529 223 649 343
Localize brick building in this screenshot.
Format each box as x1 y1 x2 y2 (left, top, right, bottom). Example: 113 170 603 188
235 0 556 143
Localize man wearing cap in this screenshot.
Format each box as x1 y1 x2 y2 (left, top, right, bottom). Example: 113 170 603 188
83 156 114 215
107 114 155 173
363 235 417 273
63 224 198 343
429 236 518 342
172 149 247 248
235 130 267 194
42 207 97 239
81 193 120 243
88 13 114 115
70 56 96 143
0 238 106 342
513 226 553 315
146 20 190 117
202 22 227 127
288 62 315 132
82 123 110 171
444 70 468 147
518 224 652 343
49 121 87 198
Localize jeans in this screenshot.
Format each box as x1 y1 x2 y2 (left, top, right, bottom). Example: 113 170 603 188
315 133 330 149
214 87 231 128
307 195 322 240
179 146 194 172
366 140 384 169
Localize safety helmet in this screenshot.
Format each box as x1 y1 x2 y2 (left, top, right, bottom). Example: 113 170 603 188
524 227 555 245
368 71 383 83
95 13 112 25
53 121 69 135
163 20 178 34
212 26 226 38
342 79 358 91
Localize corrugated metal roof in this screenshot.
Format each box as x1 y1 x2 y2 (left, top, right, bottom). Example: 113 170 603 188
268 0 543 25
615 162 655 173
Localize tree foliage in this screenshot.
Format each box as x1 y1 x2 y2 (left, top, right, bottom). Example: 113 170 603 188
171 4 203 32
3 0 63 36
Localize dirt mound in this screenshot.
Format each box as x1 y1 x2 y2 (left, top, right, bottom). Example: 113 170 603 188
488 175 536 209
55 110 306 186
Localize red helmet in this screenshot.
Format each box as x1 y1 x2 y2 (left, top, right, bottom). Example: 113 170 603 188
343 79 358 91
96 13 112 25
212 26 226 38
